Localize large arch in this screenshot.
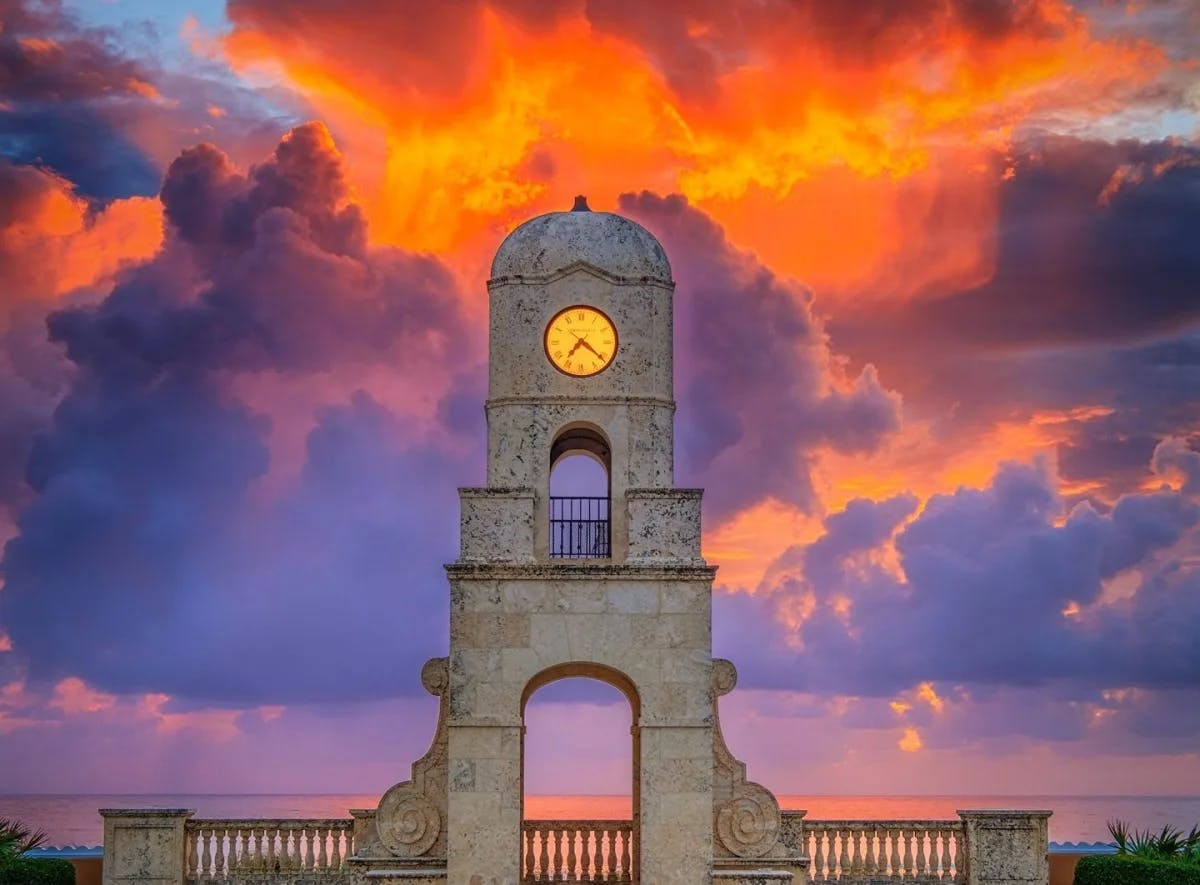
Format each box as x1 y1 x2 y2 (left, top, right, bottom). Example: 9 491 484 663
520 662 641 882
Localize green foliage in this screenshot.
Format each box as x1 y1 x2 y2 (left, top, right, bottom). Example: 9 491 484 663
0 819 48 862
1075 854 1200 885
1108 819 1200 864
0 857 75 885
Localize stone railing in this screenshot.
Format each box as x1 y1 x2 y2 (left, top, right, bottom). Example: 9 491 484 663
801 820 965 882
185 818 355 879
521 819 633 883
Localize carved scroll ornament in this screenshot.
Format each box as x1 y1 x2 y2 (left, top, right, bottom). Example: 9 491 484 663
711 658 783 859
373 657 449 858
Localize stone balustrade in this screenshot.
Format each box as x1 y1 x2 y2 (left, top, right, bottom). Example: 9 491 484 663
800 819 965 883
185 819 354 879
521 819 633 883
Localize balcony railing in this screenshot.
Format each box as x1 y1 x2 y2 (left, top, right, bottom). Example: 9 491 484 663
550 496 610 559
522 819 633 882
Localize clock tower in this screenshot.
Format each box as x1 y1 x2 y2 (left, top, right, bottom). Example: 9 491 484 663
358 197 791 885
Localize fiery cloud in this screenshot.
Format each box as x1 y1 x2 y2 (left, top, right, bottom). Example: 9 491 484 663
0 0 1198 794
221 0 1174 300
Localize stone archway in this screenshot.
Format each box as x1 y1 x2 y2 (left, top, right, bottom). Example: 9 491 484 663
520 662 641 883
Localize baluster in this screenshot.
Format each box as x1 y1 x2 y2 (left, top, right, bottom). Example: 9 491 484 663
524 827 536 880
212 827 225 877
317 826 329 869
902 827 915 877
256 826 267 869
264 825 275 872
186 829 198 878
198 827 211 879
331 826 343 870
607 828 619 882
916 829 928 875
238 827 250 871
940 827 952 880
566 825 577 878
810 830 824 881
873 826 884 873
889 828 901 877
579 827 591 880
837 828 849 877
302 826 313 870
849 826 862 872
620 827 631 881
591 827 604 878
538 827 550 881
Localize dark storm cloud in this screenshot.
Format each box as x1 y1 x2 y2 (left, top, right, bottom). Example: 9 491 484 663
0 0 162 196
0 123 472 703
826 136 1200 500
0 0 296 200
839 137 1200 354
722 447 1200 704
620 192 901 522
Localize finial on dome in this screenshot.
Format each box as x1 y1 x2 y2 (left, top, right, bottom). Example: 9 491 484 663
571 195 591 212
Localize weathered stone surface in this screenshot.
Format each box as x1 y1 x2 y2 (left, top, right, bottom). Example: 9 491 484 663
490 208 671 284
626 488 704 563
100 809 191 885
457 489 535 564
959 810 1051 885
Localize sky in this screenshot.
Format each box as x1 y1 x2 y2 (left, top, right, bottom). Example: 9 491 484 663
0 0 1198 798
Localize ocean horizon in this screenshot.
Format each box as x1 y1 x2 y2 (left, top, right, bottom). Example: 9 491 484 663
4 793 1199 847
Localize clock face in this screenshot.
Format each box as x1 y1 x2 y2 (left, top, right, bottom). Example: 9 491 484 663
544 305 618 377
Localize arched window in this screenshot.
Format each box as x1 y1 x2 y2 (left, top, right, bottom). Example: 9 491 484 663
549 425 610 558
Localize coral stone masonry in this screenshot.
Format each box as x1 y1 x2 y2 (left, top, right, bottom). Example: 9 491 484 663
102 199 1051 885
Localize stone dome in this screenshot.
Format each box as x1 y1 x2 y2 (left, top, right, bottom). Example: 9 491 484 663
490 196 672 283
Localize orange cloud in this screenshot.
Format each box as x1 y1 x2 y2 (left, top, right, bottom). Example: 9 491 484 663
899 726 924 752
222 0 1168 302
0 163 162 310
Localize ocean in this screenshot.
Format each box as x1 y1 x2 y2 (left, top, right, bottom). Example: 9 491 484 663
2 794 1199 848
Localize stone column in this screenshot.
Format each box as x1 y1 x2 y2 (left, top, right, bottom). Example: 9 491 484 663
959 810 1051 885
639 723 714 885
445 724 523 885
100 809 193 885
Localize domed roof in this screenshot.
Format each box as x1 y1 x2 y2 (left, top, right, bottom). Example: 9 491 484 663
490 196 672 283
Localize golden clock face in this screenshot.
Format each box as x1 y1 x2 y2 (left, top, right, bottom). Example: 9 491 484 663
544 305 618 377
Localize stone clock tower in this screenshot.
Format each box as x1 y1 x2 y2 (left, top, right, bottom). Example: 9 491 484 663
448 196 715 885
351 198 794 885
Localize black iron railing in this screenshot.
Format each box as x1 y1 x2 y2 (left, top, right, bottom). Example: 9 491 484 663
550 496 610 558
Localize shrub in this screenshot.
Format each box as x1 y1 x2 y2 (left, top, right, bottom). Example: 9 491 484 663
1075 854 1200 885
0 857 75 885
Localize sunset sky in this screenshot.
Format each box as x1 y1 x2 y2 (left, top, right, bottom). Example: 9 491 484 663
1 0 1199 798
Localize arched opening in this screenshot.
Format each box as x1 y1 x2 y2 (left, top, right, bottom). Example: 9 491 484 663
521 663 639 883
549 425 611 559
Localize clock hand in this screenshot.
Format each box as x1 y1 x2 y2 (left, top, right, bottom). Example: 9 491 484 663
577 338 604 359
